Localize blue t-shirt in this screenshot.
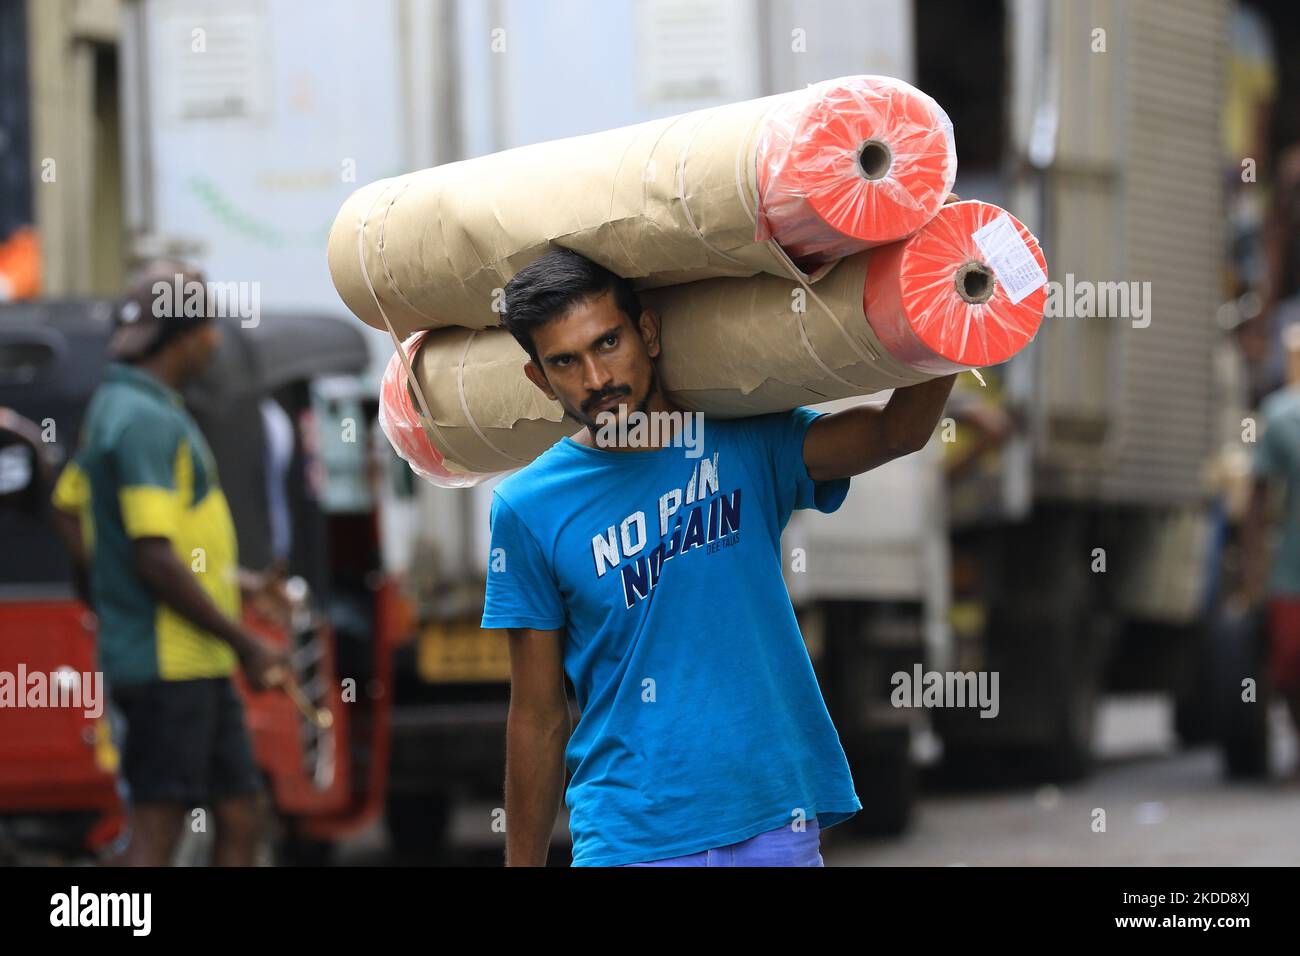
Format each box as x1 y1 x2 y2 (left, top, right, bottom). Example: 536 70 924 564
481 406 862 866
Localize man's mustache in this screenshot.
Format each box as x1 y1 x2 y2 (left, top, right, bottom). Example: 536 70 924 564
583 386 630 413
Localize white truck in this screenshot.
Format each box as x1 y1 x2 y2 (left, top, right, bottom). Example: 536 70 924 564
937 0 1231 778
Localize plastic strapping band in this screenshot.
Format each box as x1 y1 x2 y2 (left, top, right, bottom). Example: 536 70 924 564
455 330 529 465
374 179 440 326
675 108 750 268
792 308 862 390
357 185 465 468
786 260 882 367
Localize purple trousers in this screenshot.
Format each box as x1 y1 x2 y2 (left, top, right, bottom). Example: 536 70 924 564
616 817 823 866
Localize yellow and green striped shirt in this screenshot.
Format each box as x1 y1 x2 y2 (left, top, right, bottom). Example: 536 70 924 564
51 363 240 685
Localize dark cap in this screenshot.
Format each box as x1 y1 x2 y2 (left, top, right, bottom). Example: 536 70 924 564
110 260 212 361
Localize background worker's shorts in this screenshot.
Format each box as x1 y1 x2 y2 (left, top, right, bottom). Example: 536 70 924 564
615 818 823 866
1270 598 1300 693
110 677 262 805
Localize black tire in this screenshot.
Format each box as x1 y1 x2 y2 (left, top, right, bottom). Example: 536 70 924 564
943 506 1106 784
1211 606 1271 779
1174 620 1216 747
1042 666 1098 783
939 660 1098 785
1174 692 1215 748
949 602 1102 785
812 601 918 837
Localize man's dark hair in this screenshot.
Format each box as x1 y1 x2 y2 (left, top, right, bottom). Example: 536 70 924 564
501 249 642 366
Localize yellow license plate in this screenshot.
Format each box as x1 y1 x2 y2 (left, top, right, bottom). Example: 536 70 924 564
417 621 512 683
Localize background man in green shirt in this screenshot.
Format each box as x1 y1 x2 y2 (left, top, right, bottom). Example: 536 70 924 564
51 262 288 865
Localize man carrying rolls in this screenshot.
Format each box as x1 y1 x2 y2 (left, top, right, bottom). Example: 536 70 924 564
483 248 956 866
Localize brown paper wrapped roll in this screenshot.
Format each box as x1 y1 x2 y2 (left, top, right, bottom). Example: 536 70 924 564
329 94 799 338
382 252 935 483
328 66 963 339
332 76 963 341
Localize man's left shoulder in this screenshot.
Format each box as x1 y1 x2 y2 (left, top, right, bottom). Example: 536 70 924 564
733 406 821 446
751 405 820 425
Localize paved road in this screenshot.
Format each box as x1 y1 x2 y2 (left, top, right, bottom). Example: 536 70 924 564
334 695 1300 866
825 696 1300 867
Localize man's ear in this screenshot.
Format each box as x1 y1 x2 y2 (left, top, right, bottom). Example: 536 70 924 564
638 309 662 359
523 360 556 400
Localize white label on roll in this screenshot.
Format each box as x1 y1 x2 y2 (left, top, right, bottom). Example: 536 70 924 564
971 214 1047 305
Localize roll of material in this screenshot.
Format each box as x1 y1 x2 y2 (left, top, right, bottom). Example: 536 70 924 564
379 254 936 486
379 327 577 487
864 200 1048 374
329 75 956 340
754 75 956 266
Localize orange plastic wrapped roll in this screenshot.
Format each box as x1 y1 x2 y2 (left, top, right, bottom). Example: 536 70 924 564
332 74 959 338
378 331 486 488
379 328 576 486
756 75 956 266
865 200 1048 375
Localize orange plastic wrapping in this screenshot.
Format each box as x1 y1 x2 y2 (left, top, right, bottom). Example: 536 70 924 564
865 200 1048 375
756 75 956 266
378 331 491 489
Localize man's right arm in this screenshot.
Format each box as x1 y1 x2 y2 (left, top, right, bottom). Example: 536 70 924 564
482 493 570 865
504 626 570 867
132 537 284 689
114 418 285 690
